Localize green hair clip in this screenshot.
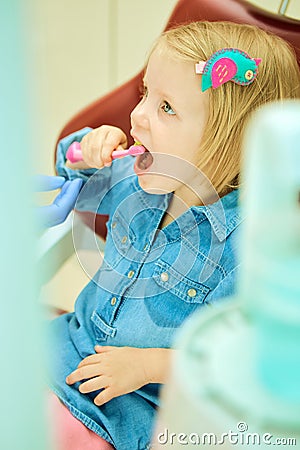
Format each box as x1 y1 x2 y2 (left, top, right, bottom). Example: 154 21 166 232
195 48 261 92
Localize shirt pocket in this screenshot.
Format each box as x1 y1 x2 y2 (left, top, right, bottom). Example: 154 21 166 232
102 212 136 270
153 260 210 304
91 311 117 342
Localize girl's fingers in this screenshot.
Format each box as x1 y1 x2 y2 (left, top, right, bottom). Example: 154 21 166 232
81 129 107 168
94 387 115 406
94 345 114 353
101 133 127 165
86 141 105 168
77 353 102 368
78 345 115 368
65 160 92 170
79 375 110 394
69 126 127 169
66 363 104 385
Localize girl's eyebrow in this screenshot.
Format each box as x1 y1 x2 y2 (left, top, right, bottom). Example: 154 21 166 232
142 76 177 104
157 88 176 104
143 80 175 102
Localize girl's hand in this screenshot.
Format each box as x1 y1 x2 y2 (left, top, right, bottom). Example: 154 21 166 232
66 126 127 170
65 346 173 406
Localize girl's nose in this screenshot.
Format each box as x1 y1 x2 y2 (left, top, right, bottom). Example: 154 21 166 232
130 101 150 130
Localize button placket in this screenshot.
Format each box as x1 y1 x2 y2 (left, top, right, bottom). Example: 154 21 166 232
121 235 128 244
143 242 150 252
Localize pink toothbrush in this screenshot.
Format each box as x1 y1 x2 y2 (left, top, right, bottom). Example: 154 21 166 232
66 141 145 163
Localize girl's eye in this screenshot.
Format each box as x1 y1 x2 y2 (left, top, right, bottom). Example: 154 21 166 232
161 101 175 115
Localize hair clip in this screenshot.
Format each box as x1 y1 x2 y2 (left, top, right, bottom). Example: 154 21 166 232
195 48 261 92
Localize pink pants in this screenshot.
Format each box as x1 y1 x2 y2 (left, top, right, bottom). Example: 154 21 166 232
48 393 114 450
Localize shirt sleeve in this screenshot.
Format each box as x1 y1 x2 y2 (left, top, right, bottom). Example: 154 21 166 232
204 265 240 306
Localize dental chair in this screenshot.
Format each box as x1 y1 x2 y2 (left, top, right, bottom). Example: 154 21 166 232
55 0 300 240
40 0 300 312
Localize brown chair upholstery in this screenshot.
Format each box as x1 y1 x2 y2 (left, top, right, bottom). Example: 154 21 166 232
55 0 300 238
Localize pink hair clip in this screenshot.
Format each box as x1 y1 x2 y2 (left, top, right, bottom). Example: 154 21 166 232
195 48 261 91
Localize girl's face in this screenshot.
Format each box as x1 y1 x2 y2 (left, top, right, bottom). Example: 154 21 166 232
130 47 209 203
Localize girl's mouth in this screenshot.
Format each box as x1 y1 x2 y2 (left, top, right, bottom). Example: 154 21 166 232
134 146 153 173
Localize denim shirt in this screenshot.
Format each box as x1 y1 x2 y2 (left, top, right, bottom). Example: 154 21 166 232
48 128 243 450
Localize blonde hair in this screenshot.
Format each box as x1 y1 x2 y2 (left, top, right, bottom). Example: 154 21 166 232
151 21 300 195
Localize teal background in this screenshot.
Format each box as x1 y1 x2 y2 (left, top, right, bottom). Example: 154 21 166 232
0 1 48 448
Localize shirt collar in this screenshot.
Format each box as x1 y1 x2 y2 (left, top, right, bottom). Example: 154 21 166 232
133 175 242 242
133 175 171 212
192 189 243 242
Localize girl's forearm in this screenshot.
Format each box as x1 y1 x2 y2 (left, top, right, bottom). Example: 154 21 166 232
142 348 176 384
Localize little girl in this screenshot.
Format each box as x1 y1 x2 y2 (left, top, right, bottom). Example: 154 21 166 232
48 21 300 450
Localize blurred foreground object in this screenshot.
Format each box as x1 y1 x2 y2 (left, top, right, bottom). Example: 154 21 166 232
0 1 48 449
153 101 300 449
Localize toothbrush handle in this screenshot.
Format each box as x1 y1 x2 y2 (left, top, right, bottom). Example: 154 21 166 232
66 141 82 163
66 142 145 163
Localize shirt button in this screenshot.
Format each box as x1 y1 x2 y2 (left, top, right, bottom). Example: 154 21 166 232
110 296 117 305
127 270 135 279
187 288 197 297
111 221 117 229
121 235 128 244
160 272 169 282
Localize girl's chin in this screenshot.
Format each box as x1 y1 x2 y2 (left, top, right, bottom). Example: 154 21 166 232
136 174 174 195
